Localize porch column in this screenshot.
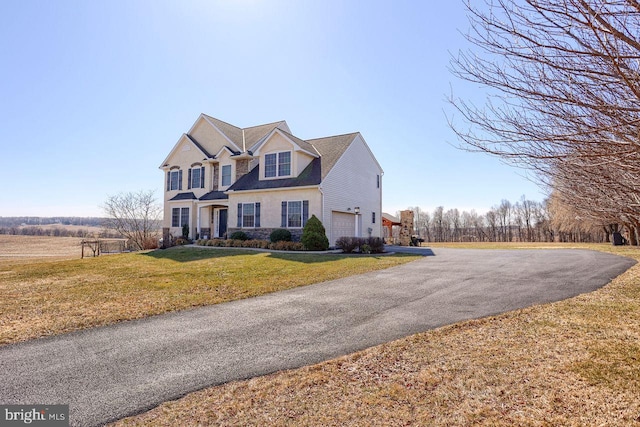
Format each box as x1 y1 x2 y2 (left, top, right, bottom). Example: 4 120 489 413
196 205 201 239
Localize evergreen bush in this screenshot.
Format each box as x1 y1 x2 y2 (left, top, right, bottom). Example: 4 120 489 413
301 215 329 251
269 229 292 243
229 231 249 240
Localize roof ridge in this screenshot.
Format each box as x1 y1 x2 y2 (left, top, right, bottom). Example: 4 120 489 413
276 128 306 144
306 131 359 142
241 120 287 130
202 114 242 131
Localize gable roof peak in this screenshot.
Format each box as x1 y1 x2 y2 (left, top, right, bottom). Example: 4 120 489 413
199 114 291 153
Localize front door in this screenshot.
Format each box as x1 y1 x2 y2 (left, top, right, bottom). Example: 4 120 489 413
219 209 228 238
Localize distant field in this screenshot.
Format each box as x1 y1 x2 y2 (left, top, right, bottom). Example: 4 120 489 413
19 224 104 234
0 235 83 262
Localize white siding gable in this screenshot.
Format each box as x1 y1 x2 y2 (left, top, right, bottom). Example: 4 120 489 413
321 134 383 244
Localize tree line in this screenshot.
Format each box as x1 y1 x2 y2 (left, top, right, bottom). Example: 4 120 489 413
402 195 611 243
449 0 640 246
0 226 122 238
0 217 105 228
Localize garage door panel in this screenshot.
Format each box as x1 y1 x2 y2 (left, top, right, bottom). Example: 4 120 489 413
331 211 355 245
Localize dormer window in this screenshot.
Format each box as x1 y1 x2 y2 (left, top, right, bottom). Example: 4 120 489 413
265 151 291 178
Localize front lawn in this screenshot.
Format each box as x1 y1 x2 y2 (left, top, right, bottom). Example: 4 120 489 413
0 247 419 345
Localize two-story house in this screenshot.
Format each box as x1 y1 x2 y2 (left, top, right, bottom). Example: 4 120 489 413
160 114 383 246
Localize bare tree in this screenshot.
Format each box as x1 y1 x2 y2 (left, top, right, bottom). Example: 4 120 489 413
432 206 445 242
449 0 640 242
445 208 461 242
102 190 162 251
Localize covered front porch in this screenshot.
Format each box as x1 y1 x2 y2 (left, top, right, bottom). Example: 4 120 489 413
196 203 229 240
196 190 229 240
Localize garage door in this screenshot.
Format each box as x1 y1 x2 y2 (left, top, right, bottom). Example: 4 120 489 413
331 211 355 245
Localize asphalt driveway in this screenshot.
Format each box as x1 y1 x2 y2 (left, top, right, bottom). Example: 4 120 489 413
0 248 635 426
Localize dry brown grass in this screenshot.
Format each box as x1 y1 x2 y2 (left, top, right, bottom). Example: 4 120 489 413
0 242 418 346
113 243 640 427
0 235 83 263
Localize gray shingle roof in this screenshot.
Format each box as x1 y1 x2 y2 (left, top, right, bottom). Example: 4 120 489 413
277 129 320 156
229 157 322 191
202 115 243 148
169 192 197 201
308 133 359 179
202 114 289 152
186 115 360 192
199 191 229 201
242 121 289 150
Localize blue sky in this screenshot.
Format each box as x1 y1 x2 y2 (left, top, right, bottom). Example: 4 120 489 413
0 0 544 217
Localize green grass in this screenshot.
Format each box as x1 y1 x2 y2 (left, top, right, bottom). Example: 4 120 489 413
0 247 420 345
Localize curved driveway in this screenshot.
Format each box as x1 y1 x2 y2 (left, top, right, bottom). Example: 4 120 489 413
0 248 635 426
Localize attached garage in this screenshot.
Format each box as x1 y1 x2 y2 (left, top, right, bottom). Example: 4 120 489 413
331 211 356 246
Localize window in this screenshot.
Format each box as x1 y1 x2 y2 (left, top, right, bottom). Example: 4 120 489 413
167 169 182 191
278 151 291 176
243 203 255 228
171 207 189 227
221 165 231 186
264 153 277 177
181 208 189 227
265 151 291 178
237 203 261 228
372 212 376 224
377 174 380 188
281 200 309 228
287 201 302 228
172 208 179 227
188 166 204 189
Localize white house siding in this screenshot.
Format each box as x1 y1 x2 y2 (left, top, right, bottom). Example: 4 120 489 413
321 135 383 245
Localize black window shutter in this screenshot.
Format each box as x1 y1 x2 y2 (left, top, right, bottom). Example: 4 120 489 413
166 171 170 191
237 203 243 228
281 201 287 227
255 202 261 228
178 170 183 190
187 169 192 189
200 167 205 188
302 200 309 226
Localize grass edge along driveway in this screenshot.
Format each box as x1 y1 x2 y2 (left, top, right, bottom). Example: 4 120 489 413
0 247 420 346
112 243 640 427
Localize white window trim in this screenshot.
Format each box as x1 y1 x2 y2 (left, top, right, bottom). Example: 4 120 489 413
263 151 292 179
190 167 202 189
285 200 303 229
171 207 189 227
220 164 232 188
242 203 256 228
168 170 181 191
